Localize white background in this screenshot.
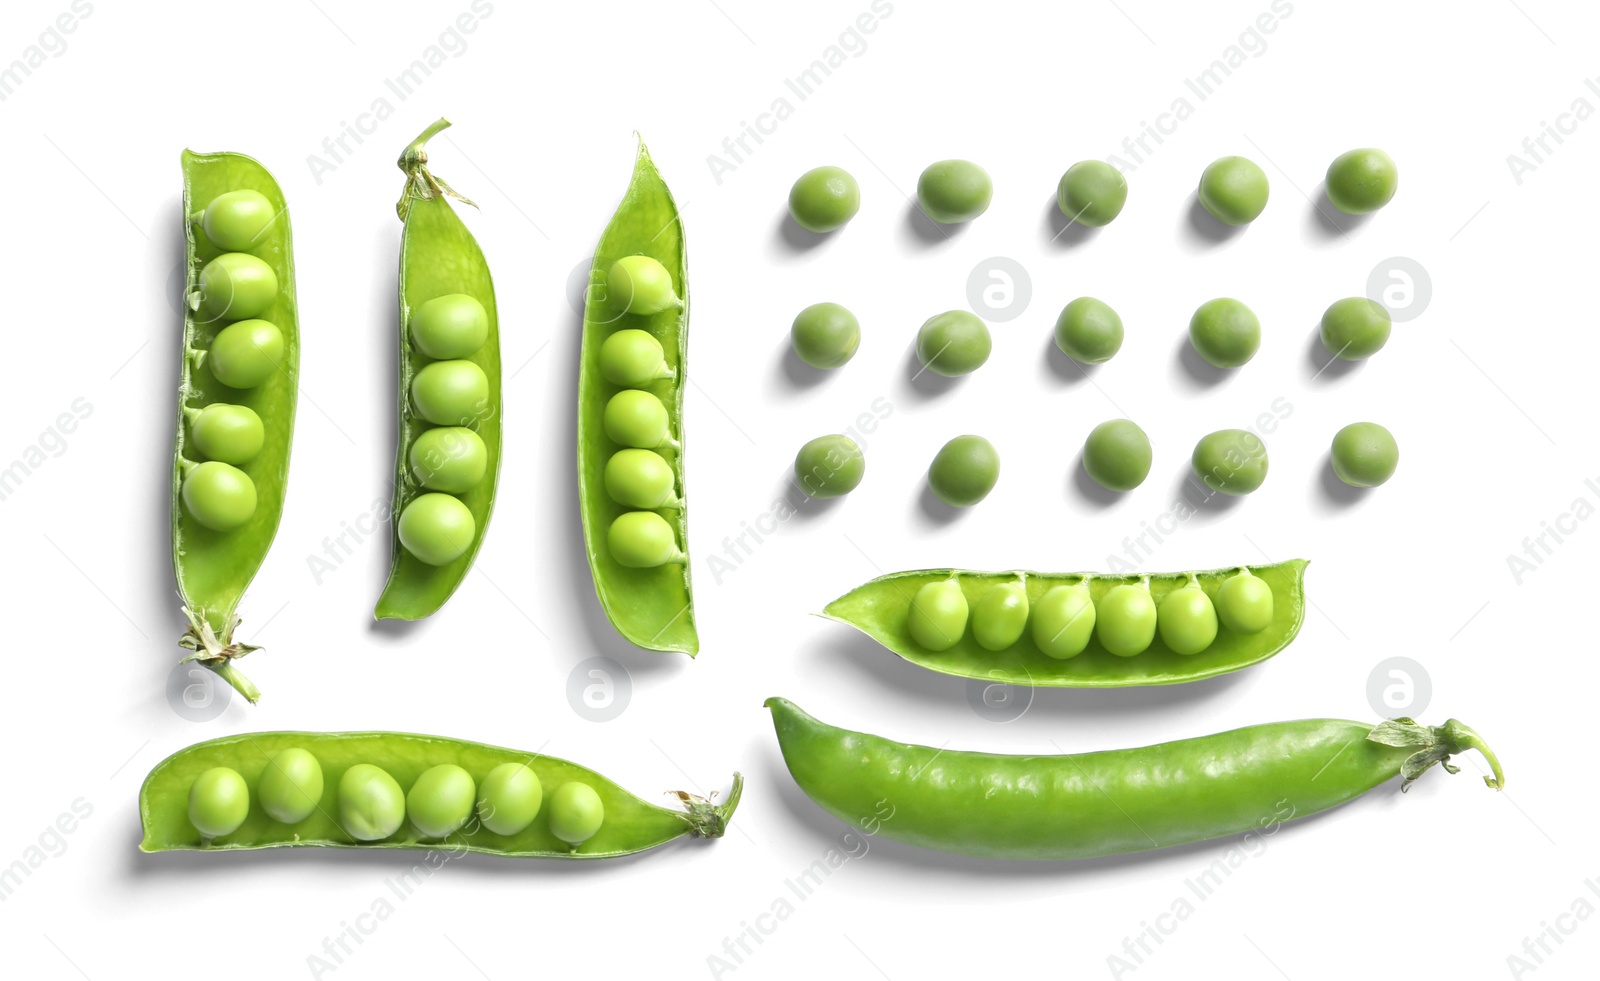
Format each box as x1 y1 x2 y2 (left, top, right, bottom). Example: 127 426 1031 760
0 0 1593 978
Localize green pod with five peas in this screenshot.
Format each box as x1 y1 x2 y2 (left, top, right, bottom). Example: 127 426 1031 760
375 120 502 620
140 731 742 859
173 150 301 704
821 561 1308 687
578 138 697 654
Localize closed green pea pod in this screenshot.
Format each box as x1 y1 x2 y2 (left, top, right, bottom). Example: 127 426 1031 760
258 748 324 825
972 580 1029 652
908 580 968 652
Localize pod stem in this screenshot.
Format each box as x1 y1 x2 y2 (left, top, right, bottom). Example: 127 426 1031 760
177 605 262 705
669 772 744 838
1366 718 1504 791
396 117 478 220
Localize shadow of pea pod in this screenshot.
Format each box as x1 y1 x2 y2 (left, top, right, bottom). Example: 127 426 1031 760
967 667 1034 724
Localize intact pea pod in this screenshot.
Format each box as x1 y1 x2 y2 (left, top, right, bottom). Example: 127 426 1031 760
173 151 301 704
766 698 1502 861
821 560 1307 687
140 731 741 859
578 138 697 654
375 119 503 620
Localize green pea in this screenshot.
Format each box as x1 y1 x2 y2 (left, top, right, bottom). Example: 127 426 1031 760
1197 156 1270 226
916 310 991 377
198 252 278 321
1325 148 1398 215
928 435 999 507
603 389 674 449
608 510 682 568
338 763 406 842
407 764 476 839
477 762 543 836
1096 582 1157 657
605 449 679 508
188 766 250 839
183 461 257 531
972 580 1029 652
1331 422 1399 488
1053 297 1123 364
397 492 476 566
607 255 680 316
548 781 605 847
1188 298 1260 369
1157 578 1218 656
1031 584 1096 659
1082 419 1152 492
790 302 860 369
208 319 285 389
410 293 489 359
793 434 865 499
1191 429 1269 496
908 580 969 652
409 426 488 493
258 748 325 825
788 166 861 233
201 190 276 252
1319 297 1391 360
1217 569 1274 634
190 403 264 465
599 329 672 387
1056 160 1127 226
916 159 992 224
411 359 489 426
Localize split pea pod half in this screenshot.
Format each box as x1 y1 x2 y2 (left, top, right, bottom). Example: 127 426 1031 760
375 119 502 620
577 138 697 654
173 150 301 704
766 698 1502 861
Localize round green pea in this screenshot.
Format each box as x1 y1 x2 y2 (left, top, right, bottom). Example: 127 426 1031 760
916 310 991 377
788 166 860 233
1191 429 1269 496
1054 297 1123 364
548 781 605 847
338 763 406 842
603 389 673 448
202 190 276 253
1157 581 1218 656
1325 148 1398 215
1056 160 1127 226
599 329 672 387
477 762 542 836
1096 582 1157 657
972 581 1030 652
189 766 250 839
1083 419 1152 492
198 252 278 321
1197 156 1270 226
1031 584 1096 659
605 449 679 508
790 302 860 369
411 359 489 426
208 319 284 389
1320 297 1391 360
258 748 325 825
916 159 992 224
907 580 969 652
407 764 476 840
607 255 679 316
397 492 476 566
1217 569 1274 634
190 403 264 465
410 293 489 359
608 510 681 568
1189 298 1260 369
1331 422 1398 488
408 426 488 493
794 434 865 499
928 435 999 507
183 461 257 531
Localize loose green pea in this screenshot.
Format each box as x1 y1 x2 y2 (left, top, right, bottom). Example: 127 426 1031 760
1082 419 1152 492
788 166 861 233
408 426 488 493
338 763 406 842
548 781 605 847
202 190 276 252
1197 156 1270 226
410 293 489 359
917 310 991 377
972 580 1030 651
1331 422 1399 488
411 359 489 426
407 764 476 839
605 449 679 508
1325 148 1397 214
1054 297 1123 364
599 329 672 387
198 252 278 321
188 766 249 839
928 435 1000 507
790 302 860 369
603 389 674 449
793 434 865 499
208 319 284 389
1157 579 1219 656
183 461 257 531
190 403 264 465
608 510 681 568
607 255 679 316
1319 297 1391 360
1056 160 1127 226
258 748 325 825
1096 582 1157 657
1217 569 1274 634
477 762 542 836
908 580 969 652
397 492 476 566
916 159 992 224
1191 429 1269 496
1189 298 1260 369
1031 584 1095 659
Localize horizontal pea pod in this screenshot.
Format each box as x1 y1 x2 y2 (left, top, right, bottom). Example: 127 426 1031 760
140 731 741 859
766 697 1502 861
821 560 1307 687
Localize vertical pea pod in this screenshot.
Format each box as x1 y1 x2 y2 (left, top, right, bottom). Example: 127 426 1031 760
375 120 503 620
173 151 301 704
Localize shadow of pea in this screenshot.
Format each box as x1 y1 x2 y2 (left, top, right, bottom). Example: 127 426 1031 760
1304 322 1362 382
1042 194 1100 250
1041 335 1101 388
902 198 961 248
1069 450 1122 510
1174 333 1231 390
1316 450 1367 509
901 345 967 401
775 341 831 392
915 482 967 526
1182 192 1245 247
1309 182 1374 239
776 209 831 253
1175 467 1244 515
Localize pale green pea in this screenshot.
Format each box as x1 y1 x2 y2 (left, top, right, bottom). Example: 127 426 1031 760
208 319 284 389
1191 429 1269 496
916 310 991 377
410 293 489 359
1054 297 1123 365
183 461 257 531
928 435 1000 507
476 762 542 836
1217 569 1274 634
916 159 992 224
548 782 605 847
603 389 674 448
605 449 679 509
1157 578 1218 656
202 190 276 252
411 360 489 427
1197 156 1269 226
1331 422 1399 488
198 252 278 321
1056 160 1127 226
907 580 968 652
1031 584 1095 659
258 748 324 825
788 166 861 233
793 434 865 499
599 329 672 387
397 492 476 566
189 766 250 839
607 255 679 316
1320 297 1391 361
608 510 682 568
1325 148 1398 214
1096 581 1157 657
338 763 406 842
407 764 476 840
1189 298 1260 369
190 403 264 465
972 580 1029 651
408 426 488 493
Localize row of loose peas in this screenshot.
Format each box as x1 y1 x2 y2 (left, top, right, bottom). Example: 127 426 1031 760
906 569 1275 658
